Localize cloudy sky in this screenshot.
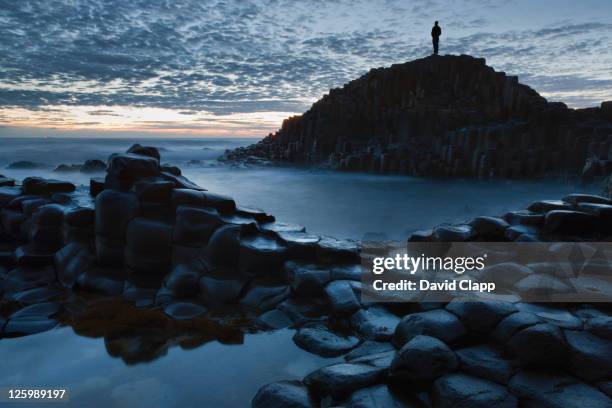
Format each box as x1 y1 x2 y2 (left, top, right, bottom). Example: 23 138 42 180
0 0 611 138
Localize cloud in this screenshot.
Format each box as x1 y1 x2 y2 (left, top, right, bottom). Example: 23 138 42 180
0 0 611 136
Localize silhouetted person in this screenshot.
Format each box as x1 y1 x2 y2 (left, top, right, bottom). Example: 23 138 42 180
431 21 441 55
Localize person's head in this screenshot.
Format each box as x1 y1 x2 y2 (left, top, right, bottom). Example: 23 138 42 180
435 21 439 26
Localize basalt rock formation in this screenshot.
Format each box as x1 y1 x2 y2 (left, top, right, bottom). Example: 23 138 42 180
222 55 612 180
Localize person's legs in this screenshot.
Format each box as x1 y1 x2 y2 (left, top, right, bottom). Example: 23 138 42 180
433 38 439 55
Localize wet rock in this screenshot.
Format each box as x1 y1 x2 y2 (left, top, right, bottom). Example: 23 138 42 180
252 380 313 408
81 159 106 173
278 231 320 259
95 189 140 240
163 301 207 320
161 165 181 176
562 193 612 206
433 224 472 241
95 235 125 267
446 299 517 334
131 178 174 202
122 282 157 308
204 224 241 269
63 206 95 228
105 153 160 189
479 262 532 286
345 341 395 361
10 286 64 304
585 316 612 339
0 186 22 208
506 323 568 366
469 216 509 238
456 344 516 384
90 177 105 197
293 323 360 357
543 210 599 235
76 267 125 295
390 335 458 380
125 217 173 276
515 303 582 329
0 176 15 187
565 330 612 381
508 370 611 408
164 264 202 298
32 203 64 226
350 306 401 340
350 350 395 368
126 144 161 161
277 298 327 324
504 225 539 241
433 373 517 408
303 363 385 398
502 210 544 226
236 206 275 223
3 315 58 336
199 273 247 306
22 177 75 195
493 312 542 342
240 278 290 310
173 206 221 247
393 309 466 348
514 274 572 298
287 262 331 297
10 302 60 318
256 309 293 329
346 384 420 408
239 233 287 275
260 222 306 234
331 264 362 281
325 280 361 315
527 200 572 213
316 236 359 263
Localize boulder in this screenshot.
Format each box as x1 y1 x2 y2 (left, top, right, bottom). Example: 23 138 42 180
131 177 174 203
125 218 173 277
478 262 532 286
502 210 544 226
105 153 160 189
515 303 582 329
256 309 294 330
76 267 125 296
324 280 361 315
89 177 105 197
393 309 466 347
126 143 161 161
433 224 472 241
0 186 22 208
345 341 395 361
22 177 75 195
252 380 313 408
164 264 202 298
287 262 331 297
527 200 572 213
200 273 248 306
173 206 222 248
63 207 95 228
562 193 612 206
0 176 15 187
95 235 125 267
54 243 95 287
240 278 290 310
303 363 385 398
389 335 458 380
565 329 612 381
239 233 287 276
31 204 64 226
346 384 420 408
293 322 361 357
204 224 242 269
163 301 207 320
509 370 611 408
456 344 516 384
543 210 599 235
585 316 612 339
433 373 517 408
506 323 568 366
469 216 509 238
446 300 517 333
350 306 401 340
316 236 360 263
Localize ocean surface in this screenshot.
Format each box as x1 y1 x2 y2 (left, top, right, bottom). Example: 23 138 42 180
0 137 598 240
0 137 600 407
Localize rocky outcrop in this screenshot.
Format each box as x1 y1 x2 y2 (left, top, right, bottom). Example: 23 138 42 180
222 55 612 180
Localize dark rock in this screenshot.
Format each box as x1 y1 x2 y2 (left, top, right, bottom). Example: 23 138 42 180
252 380 313 408
513 274 572 298
479 262 532 286
256 309 294 329
456 344 516 384
54 243 95 287
502 210 544 226
3 316 58 336
126 144 161 161
10 286 64 304
565 329 612 381
239 233 287 275
287 262 331 297
350 306 401 340
433 373 517 408
161 165 181 176
493 312 541 342
14 245 55 267
446 300 517 333
543 210 599 234
293 322 360 357
0 176 15 187
10 302 60 318
433 224 472 241
31 203 64 226
131 177 174 202
95 235 124 267
469 216 509 238
63 206 95 228
345 341 395 361
393 309 466 348
164 264 202 298
563 193 612 206
0 186 22 208
508 370 611 408
81 159 106 172
240 278 290 310
325 280 361 315
204 224 241 269
95 189 140 240
199 273 247 306
346 384 420 408
89 177 105 197
7 161 46 169
585 316 612 339
125 217 173 275
506 323 568 366
350 350 395 368
303 363 385 398
389 335 458 380
527 200 572 213
105 153 160 189
331 264 362 281
277 298 327 324
278 231 320 259
515 303 582 329
163 301 207 320
76 267 125 295
316 236 359 263
22 177 75 195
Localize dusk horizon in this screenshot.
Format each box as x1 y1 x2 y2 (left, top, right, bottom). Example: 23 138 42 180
1 0 612 138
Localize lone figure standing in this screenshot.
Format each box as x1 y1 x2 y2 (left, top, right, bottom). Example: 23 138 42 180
431 21 441 55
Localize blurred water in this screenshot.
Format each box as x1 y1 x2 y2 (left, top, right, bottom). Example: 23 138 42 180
0 137 598 239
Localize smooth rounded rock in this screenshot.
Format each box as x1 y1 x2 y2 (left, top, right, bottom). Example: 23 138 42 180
303 363 385 398
433 373 517 408
506 323 568 366
293 323 360 357
252 380 313 408
390 335 458 380
393 309 466 348
163 302 207 320
350 306 401 340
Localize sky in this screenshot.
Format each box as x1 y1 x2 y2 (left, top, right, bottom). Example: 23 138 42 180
0 0 611 138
